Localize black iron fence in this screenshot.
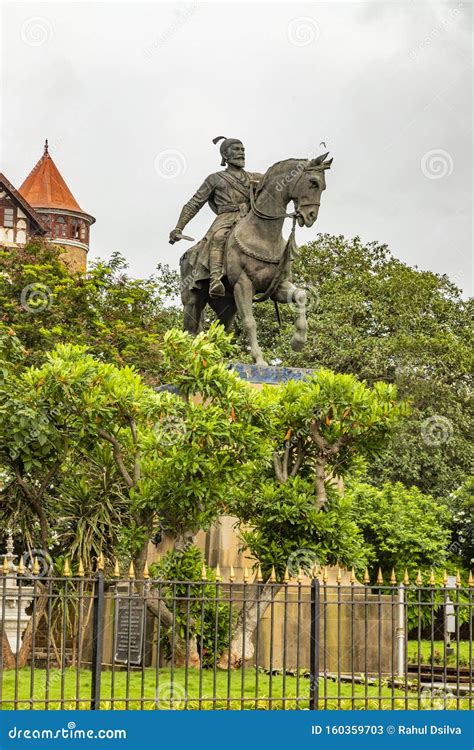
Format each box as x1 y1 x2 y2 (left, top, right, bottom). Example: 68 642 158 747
0 566 472 710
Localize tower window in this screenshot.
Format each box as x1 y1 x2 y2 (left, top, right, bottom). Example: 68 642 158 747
71 219 81 239
53 216 67 238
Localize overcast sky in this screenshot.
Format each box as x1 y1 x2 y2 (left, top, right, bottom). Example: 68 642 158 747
2 1 472 295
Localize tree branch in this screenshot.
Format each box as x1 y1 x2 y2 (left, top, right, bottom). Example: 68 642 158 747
97 428 134 488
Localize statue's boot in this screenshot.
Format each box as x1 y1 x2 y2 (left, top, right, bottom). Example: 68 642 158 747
209 246 226 297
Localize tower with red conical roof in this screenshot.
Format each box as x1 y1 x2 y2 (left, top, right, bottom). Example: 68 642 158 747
18 140 95 272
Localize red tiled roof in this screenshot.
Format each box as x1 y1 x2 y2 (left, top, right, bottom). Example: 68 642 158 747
18 142 83 213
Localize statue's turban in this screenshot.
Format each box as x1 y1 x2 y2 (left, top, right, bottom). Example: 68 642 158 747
212 136 243 166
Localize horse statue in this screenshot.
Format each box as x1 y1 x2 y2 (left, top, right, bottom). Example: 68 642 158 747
180 152 332 364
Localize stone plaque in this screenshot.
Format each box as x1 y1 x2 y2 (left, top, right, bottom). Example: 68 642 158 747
114 595 145 665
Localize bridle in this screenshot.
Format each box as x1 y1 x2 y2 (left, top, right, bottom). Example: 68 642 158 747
249 163 322 223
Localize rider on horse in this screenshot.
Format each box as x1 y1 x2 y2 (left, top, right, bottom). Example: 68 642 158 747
169 137 262 297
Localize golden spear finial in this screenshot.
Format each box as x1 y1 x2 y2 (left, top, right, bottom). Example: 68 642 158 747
201 561 207 581
143 561 150 580
390 568 397 585
32 557 40 576
403 569 410 585
128 561 135 580
256 563 263 582
322 566 328 583
468 570 474 587
377 568 384 585
2 556 8 574
97 552 105 571
416 570 422 586
364 568 370 584
114 559 121 578
283 566 290 583
455 570 461 587
63 559 71 577
270 565 276 582
350 567 357 584
215 563 221 582
78 559 85 577
429 569 435 586
229 564 235 582
243 566 249 583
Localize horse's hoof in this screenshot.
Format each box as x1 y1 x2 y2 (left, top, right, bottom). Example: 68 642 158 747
291 335 306 352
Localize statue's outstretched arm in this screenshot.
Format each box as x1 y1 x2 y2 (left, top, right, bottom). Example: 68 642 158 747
171 177 215 242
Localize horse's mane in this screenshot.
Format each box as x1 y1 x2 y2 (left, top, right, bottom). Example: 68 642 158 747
255 158 309 196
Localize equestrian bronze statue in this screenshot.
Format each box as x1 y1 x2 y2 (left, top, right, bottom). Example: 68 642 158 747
170 138 332 365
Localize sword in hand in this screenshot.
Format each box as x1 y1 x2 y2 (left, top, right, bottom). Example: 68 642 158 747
169 228 195 245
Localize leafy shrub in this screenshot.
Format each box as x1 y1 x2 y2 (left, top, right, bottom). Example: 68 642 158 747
150 545 233 668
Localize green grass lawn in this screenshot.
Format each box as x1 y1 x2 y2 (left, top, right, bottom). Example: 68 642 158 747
407 640 472 665
0 668 470 710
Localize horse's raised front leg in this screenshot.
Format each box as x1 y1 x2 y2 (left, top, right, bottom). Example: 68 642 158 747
273 281 307 352
233 273 267 365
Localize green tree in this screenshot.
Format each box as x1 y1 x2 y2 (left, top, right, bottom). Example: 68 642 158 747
267 369 407 507
0 240 179 382
346 480 451 580
0 325 274 576
232 234 473 500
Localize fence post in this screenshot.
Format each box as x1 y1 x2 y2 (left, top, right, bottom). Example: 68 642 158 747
309 578 320 710
396 582 405 677
90 569 104 710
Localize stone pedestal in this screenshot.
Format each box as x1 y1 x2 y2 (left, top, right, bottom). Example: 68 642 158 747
1 575 34 653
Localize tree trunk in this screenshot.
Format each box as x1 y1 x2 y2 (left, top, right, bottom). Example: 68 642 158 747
17 586 49 668
174 633 200 668
315 456 327 510
2 628 15 669
146 595 200 668
218 583 279 669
